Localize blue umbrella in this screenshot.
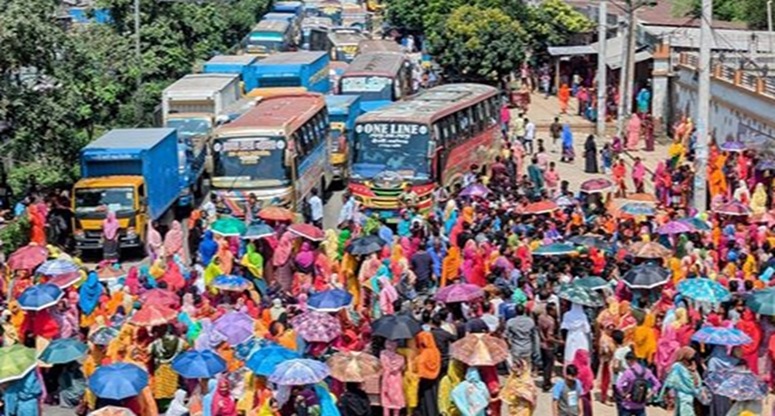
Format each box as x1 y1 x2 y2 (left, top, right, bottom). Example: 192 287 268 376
691 326 752 346
171 350 227 379
269 358 330 386
17 283 63 311
705 368 768 401
532 243 577 256
678 217 711 232
36 259 79 276
89 327 119 346
246 345 301 376
88 363 149 400
677 278 730 304
40 338 88 365
242 224 275 240
619 202 656 216
308 289 354 312
211 275 252 292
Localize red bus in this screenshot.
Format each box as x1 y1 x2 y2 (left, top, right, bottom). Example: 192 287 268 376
348 83 501 220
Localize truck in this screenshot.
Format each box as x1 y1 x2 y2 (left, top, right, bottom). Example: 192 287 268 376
246 51 330 99
72 129 181 252
161 73 241 206
202 55 259 93
244 20 294 57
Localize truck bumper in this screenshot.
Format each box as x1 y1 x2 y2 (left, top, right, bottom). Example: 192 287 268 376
75 235 143 250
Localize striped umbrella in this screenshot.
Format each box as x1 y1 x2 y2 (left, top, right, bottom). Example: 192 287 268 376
37 259 79 276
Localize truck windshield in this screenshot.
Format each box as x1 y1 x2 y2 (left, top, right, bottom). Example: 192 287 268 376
352 123 430 180
246 35 285 53
340 76 393 101
75 187 135 214
211 137 290 187
166 117 212 141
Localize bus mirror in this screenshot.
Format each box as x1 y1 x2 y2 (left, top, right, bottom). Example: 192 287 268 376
427 141 436 158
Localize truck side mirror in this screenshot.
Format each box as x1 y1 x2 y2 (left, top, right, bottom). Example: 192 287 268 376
139 196 148 207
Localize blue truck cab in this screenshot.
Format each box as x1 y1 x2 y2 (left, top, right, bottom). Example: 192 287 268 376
72 129 181 251
325 94 362 180
203 55 259 93
248 51 331 96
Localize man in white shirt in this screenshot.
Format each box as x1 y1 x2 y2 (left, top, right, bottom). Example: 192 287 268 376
308 188 324 228
524 118 535 154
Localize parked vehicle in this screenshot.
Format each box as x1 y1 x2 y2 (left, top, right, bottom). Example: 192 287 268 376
202 55 258 93
246 51 330 99
338 51 411 111
243 20 294 57
328 27 369 63
325 94 362 181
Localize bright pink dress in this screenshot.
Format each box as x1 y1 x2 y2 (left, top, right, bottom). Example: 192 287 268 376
380 349 406 409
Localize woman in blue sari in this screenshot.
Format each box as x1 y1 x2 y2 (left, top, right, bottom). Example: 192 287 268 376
560 124 575 163
3 369 43 416
451 368 490 416
660 346 702 416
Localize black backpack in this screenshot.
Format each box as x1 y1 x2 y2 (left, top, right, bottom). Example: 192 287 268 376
629 367 650 404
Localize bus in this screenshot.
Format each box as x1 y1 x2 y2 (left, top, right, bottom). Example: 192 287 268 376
262 12 301 45
357 39 402 54
301 17 333 51
210 93 332 215
328 28 369 63
338 51 411 111
246 51 330 99
272 1 303 18
325 94 361 180
348 83 500 220
243 20 293 57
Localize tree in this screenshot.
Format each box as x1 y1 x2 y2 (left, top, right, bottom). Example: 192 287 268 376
526 0 595 51
428 6 527 82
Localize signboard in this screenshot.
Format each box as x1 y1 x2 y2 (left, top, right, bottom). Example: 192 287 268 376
341 76 390 93
213 138 285 165
355 123 427 149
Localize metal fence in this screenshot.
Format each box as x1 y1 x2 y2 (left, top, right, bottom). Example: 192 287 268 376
678 52 775 99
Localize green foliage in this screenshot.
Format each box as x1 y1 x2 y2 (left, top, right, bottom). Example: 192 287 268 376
526 0 595 49
672 0 767 28
428 6 527 82
0 216 30 256
7 162 77 195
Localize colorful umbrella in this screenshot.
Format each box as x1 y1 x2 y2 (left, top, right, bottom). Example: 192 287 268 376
567 235 612 251
258 206 295 222
269 358 330 385
211 275 252 292
628 241 672 259
97 266 126 282
622 264 670 289
520 200 559 215
308 289 354 312
677 278 730 304
89 406 137 416
657 221 694 235
139 289 180 308
459 184 490 198
678 217 712 232
0 345 37 383
372 314 422 340
752 211 775 226
88 363 149 400
574 276 609 291
716 201 752 216
746 288 775 316
434 283 485 303
289 311 342 343
7 244 48 270
326 351 382 382
288 223 325 241
532 243 577 256
171 350 227 378
36 259 79 276
580 178 614 193
48 272 82 289
209 216 247 236
719 140 745 152
619 202 656 216
756 159 775 171
625 193 658 204
242 224 275 240
89 327 119 346
346 235 386 256
450 333 509 366
40 338 88 365
17 283 63 311
691 326 752 346
555 195 576 207
246 345 301 376
705 369 768 401
557 284 604 307
214 311 255 346
129 304 178 327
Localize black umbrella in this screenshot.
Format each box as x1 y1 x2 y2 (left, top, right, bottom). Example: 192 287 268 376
568 235 612 251
372 314 422 340
346 235 386 256
622 264 670 289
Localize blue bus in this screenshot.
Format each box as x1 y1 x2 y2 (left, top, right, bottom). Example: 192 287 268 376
248 51 331 98
262 12 301 45
272 1 303 17
325 95 362 180
243 20 293 57
338 51 411 111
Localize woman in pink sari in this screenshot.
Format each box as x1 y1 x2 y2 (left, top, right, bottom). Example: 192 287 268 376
380 340 406 416
655 325 681 380
631 157 646 193
378 276 398 316
163 220 185 263
626 114 641 150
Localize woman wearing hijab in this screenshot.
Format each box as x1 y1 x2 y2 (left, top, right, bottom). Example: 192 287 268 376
150 326 184 402
560 124 574 163
380 340 405 416
583 135 598 173
216 239 234 276
293 241 315 294
339 382 370 416
166 389 190 416
199 230 218 266
273 232 295 292
560 303 591 365
147 221 164 260
57 362 86 408
736 310 762 373
415 331 441 416
27 204 46 246
571 350 594 416
451 368 490 416
241 242 265 295
626 114 642 150
499 359 536 416
661 346 702 416
78 271 103 326
632 313 658 365
656 326 681 380
3 369 43 416
211 378 237 416
164 220 186 263
558 84 571 114
102 210 120 261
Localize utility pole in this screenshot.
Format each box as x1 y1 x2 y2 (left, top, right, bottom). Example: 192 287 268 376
694 0 712 212
616 12 630 135
624 6 637 121
767 0 773 53
596 0 608 138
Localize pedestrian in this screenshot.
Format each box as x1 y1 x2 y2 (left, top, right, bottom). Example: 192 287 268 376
544 162 560 198
627 114 642 150
613 159 627 197
308 188 324 228
550 117 562 153
632 157 646 193
601 143 613 174
615 351 661 416
577 86 589 117
551 364 583 416
559 84 571 114
527 157 544 197
560 303 591 366
561 124 575 163
584 135 598 173
513 113 526 145
660 347 702 416
101 210 120 261
505 304 539 371
501 102 511 139
523 118 535 154
537 304 559 391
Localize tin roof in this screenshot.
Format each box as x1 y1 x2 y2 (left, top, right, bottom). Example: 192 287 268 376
253 20 290 32
164 73 239 93
217 93 325 135
206 55 258 65
257 51 327 65
86 128 176 150
342 52 405 77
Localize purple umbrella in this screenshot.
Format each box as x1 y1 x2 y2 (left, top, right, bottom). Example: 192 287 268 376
657 221 694 235
434 283 485 303
213 311 255 346
289 311 341 343
719 141 745 152
459 184 489 198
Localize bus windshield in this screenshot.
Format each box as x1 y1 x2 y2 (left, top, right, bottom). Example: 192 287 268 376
246 34 285 54
340 76 393 101
352 123 430 180
211 137 290 187
166 117 212 141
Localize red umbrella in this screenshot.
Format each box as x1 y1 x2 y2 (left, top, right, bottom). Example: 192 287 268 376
139 289 180 308
7 245 48 270
288 223 325 241
258 206 295 222
580 178 613 193
520 200 559 215
129 304 178 327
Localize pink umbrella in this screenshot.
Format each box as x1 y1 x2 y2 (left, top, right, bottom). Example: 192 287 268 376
288 223 325 242
459 184 490 198
7 245 48 270
289 311 341 343
520 200 559 215
657 221 694 235
716 201 752 216
580 178 614 194
434 283 485 303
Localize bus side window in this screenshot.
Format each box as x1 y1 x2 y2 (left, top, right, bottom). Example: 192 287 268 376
456 111 469 140
433 123 442 146
473 103 484 135
486 97 498 127
441 117 452 144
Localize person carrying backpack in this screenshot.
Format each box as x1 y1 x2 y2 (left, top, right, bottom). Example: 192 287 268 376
615 352 661 416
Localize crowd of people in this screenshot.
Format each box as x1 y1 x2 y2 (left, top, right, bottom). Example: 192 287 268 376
1 91 775 416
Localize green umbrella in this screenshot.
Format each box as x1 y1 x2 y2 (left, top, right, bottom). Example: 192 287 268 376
747 288 775 316
209 216 247 237
557 284 604 307
574 276 610 291
0 344 38 383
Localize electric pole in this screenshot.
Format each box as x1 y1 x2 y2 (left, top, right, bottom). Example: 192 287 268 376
615 5 632 136
596 0 608 138
694 0 712 212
